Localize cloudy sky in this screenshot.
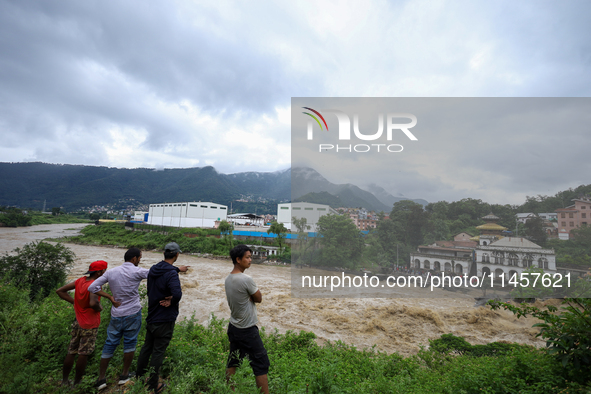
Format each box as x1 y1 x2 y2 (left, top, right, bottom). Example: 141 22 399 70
292 97 591 205
1 0 590 204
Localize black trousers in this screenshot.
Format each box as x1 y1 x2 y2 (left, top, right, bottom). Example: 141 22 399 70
136 321 175 389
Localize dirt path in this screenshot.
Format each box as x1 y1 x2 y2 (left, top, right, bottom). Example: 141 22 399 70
0 223 546 355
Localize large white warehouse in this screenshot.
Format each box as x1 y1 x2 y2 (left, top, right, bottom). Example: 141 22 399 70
277 202 337 232
148 201 228 228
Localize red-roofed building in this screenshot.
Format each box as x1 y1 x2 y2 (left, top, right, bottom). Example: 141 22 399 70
556 197 591 239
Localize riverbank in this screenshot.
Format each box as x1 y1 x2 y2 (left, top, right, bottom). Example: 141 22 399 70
3 223 588 393
0 223 547 356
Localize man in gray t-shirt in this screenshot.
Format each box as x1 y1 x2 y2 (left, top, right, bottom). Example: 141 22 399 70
225 244 270 394
225 271 259 328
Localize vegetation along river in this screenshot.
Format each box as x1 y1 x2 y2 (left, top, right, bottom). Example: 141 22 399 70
0 223 548 356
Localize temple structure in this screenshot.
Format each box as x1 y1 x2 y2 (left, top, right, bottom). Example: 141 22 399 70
471 212 508 246
410 213 556 278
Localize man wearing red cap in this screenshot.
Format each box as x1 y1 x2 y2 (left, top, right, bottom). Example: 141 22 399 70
56 260 119 386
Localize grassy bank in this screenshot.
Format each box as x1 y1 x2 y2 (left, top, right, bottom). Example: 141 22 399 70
61 223 234 256
29 213 91 225
62 223 288 259
0 281 588 394
0 208 91 227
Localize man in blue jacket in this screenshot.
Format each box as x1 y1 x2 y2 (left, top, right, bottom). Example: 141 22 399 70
136 242 188 393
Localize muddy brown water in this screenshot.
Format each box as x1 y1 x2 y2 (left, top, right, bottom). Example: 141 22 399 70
0 223 548 355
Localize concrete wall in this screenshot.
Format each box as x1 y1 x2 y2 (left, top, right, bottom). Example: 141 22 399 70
148 201 228 228
277 202 335 232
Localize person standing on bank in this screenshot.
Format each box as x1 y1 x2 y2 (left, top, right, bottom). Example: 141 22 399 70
225 244 270 394
56 260 118 386
136 242 188 394
88 247 147 390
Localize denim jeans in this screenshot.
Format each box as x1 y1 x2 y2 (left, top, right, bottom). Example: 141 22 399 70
101 309 142 358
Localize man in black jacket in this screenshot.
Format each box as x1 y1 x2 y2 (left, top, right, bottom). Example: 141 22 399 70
136 242 188 393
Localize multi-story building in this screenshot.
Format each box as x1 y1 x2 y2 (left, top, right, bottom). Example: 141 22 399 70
357 208 368 220
555 197 591 239
474 237 556 279
515 213 559 239
147 201 228 228
336 207 380 230
516 212 558 223
410 241 476 274
357 218 377 231
277 202 338 232
349 212 359 226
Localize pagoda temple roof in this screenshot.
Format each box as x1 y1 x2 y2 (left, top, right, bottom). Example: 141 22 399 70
481 212 500 221
476 223 508 231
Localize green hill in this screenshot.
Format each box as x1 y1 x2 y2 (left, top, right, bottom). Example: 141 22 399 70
294 191 344 208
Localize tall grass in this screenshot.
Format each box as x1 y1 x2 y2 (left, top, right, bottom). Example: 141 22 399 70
0 280 588 393
65 223 236 256
29 213 90 226
64 222 288 258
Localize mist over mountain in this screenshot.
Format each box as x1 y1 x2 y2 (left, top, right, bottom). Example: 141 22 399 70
291 167 427 212
363 183 429 208
293 191 345 208
0 162 426 213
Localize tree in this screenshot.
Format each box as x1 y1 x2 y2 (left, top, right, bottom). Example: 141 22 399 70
390 200 428 247
0 241 75 300
489 298 591 382
316 214 363 269
267 221 288 252
375 218 402 264
292 217 310 266
491 203 518 230
426 201 449 220
0 208 32 227
524 214 547 246
570 224 591 250
509 266 554 299
218 220 234 251
427 219 450 243
292 216 309 234
363 230 390 271
447 198 487 224
218 219 233 236
51 207 61 216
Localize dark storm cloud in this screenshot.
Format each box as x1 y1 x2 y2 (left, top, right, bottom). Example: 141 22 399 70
1 0 591 203
0 0 310 164
1 0 299 111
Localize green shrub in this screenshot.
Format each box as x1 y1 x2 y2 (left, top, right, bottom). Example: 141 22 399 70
0 281 102 391
0 276 588 393
429 333 520 357
0 208 32 227
0 241 74 300
490 298 591 384
66 223 239 256
429 333 473 355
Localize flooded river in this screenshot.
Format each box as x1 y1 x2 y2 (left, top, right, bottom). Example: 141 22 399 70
0 223 547 355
